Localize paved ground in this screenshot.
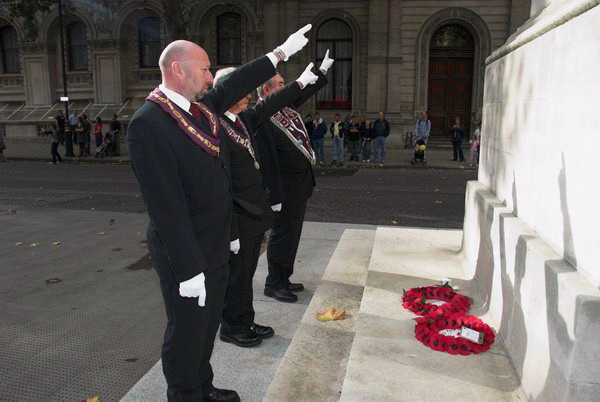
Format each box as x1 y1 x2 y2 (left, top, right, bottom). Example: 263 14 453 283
0 161 476 401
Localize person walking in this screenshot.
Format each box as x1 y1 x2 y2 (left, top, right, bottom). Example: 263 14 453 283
0 131 5 162
449 116 466 162
415 111 431 144
83 114 92 156
312 112 327 165
110 114 121 156
329 113 345 167
360 119 374 163
347 115 360 161
48 123 63 164
372 111 390 166
66 110 77 157
55 110 66 145
75 117 86 157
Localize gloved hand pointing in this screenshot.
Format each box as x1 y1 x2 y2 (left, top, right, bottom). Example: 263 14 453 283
230 239 240 254
271 203 282 212
296 63 319 88
275 24 312 61
319 49 335 74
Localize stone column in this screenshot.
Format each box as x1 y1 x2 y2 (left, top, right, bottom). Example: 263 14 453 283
20 42 54 106
385 0 403 116
366 0 390 114
90 39 123 104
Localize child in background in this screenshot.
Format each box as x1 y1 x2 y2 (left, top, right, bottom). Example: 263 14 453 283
469 135 479 167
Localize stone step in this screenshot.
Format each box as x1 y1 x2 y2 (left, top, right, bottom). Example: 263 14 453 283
264 228 376 402
340 227 526 401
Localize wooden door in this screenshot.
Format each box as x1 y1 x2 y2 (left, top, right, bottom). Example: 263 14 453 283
427 51 473 137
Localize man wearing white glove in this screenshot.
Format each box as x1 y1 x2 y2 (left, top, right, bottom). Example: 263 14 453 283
213 62 318 348
256 51 334 303
128 25 312 402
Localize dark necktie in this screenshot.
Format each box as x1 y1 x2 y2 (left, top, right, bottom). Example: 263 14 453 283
189 104 202 124
234 116 242 128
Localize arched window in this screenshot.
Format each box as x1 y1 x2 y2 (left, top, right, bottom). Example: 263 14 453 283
0 25 19 73
430 25 474 49
139 17 161 68
316 19 352 109
217 13 241 65
67 22 88 71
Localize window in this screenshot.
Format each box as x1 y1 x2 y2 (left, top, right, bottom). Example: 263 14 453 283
217 13 241 65
139 17 161 68
430 25 474 49
67 22 88 71
316 19 352 109
1 26 19 73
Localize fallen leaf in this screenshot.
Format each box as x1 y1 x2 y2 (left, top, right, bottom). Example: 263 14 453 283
15 242 23 246
139 240 148 247
86 397 100 402
46 278 61 284
134 194 140 198
97 232 106 235
88 195 93 199
52 241 61 246
434 200 443 204
136 232 143 235
112 247 122 252
109 219 115 225
125 358 138 363
30 243 40 247
392 220 398 225
90 208 96 211
434 188 439 192
316 308 346 321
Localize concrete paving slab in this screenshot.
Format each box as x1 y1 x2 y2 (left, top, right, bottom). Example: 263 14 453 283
340 227 526 402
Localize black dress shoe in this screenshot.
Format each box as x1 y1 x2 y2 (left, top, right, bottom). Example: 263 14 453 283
287 282 304 292
204 388 240 402
251 323 274 339
219 331 262 347
264 287 298 303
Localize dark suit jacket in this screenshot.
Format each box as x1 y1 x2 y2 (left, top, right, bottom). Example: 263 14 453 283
127 55 276 283
222 81 304 237
255 70 329 205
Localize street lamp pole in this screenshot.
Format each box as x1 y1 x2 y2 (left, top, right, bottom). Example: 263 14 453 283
57 0 72 155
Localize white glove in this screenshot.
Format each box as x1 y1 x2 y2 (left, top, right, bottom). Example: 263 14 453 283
276 24 312 61
179 272 206 307
230 239 240 254
296 63 318 88
271 203 282 212
319 49 335 74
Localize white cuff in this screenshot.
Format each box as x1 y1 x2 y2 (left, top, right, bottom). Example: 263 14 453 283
266 52 279 67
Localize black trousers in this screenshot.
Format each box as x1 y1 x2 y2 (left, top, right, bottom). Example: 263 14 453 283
51 142 62 164
221 229 264 335
65 129 74 156
149 230 229 402
452 140 464 161
265 198 307 290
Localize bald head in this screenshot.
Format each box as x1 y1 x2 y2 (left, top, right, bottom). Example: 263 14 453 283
159 40 213 102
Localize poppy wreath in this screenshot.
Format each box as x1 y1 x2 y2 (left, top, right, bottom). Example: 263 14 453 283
402 286 471 319
414 313 495 355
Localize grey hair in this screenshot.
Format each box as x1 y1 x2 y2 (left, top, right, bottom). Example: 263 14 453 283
213 67 237 87
256 75 278 99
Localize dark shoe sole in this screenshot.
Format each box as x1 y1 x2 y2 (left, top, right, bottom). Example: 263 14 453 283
263 288 298 303
219 333 263 348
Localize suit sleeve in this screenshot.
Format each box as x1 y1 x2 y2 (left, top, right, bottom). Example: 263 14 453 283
256 124 286 205
249 81 304 129
203 55 276 115
290 70 329 110
127 116 207 283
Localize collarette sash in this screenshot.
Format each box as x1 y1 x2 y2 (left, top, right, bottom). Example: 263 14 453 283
146 88 220 157
270 107 316 166
219 117 261 170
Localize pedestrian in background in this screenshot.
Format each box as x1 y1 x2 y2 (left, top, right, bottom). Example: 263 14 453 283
312 112 327 165
110 114 121 156
66 110 77 157
55 110 66 145
83 114 92 156
469 133 479 167
47 123 63 165
415 111 431 144
347 115 360 161
94 117 103 149
75 117 86 157
360 119 374 163
329 113 345 167
449 116 465 162
373 111 390 166
0 131 5 162
304 114 314 143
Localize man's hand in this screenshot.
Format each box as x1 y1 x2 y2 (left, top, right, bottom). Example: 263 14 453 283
271 203 282 212
179 272 206 307
296 63 319 88
319 49 335 74
230 239 240 254
275 24 312 61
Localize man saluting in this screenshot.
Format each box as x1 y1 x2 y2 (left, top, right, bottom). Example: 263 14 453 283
127 25 312 402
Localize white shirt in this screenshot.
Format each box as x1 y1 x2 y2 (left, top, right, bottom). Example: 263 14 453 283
159 84 191 115
224 111 237 123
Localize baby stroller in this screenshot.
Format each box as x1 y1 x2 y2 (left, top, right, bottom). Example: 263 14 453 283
411 138 427 165
95 132 115 158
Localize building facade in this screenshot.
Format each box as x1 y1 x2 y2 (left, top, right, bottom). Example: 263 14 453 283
0 0 530 142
